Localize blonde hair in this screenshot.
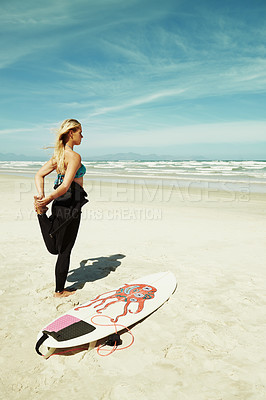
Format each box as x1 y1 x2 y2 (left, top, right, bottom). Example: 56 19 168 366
52 119 81 173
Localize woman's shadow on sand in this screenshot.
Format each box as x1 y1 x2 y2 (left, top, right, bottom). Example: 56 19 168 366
66 254 125 291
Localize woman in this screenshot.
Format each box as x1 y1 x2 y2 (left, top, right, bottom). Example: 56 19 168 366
34 119 88 298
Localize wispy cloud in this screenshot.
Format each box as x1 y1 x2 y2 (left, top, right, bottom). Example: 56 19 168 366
0 1 72 26
55 51 266 118
88 88 187 116
1 0 266 157
0 128 35 135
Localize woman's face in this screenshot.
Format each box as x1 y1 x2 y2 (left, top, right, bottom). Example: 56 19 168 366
72 126 83 145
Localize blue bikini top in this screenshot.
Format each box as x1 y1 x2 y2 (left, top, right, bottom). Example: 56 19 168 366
54 163 86 186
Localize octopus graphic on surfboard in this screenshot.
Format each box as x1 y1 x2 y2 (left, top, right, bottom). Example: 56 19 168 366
74 282 157 322
35 271 177 358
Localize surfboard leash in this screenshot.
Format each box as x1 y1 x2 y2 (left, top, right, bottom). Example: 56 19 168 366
90 314 135 356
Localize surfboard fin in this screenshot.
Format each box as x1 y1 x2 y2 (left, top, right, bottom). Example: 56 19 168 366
43 347 56 359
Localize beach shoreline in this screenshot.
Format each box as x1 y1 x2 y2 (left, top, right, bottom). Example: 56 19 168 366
1 173 266 399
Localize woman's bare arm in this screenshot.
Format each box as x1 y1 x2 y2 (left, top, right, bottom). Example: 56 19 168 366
35 158 56 198
36 153 81 206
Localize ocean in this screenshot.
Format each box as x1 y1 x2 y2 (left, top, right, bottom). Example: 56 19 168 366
0 160 266 193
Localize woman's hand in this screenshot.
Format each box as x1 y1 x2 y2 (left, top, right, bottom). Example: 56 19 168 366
36 195 53 207
33 194 44 206
35 194 44 200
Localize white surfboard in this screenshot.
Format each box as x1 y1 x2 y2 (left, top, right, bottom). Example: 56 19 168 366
36 271 177 357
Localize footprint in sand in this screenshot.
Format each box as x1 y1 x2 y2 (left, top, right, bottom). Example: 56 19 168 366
56 301 80 313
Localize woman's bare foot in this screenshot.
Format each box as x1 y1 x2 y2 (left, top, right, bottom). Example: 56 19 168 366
53 290 76 298
34 196 48 215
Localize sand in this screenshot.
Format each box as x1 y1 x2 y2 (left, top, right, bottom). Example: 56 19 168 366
0 173 266 400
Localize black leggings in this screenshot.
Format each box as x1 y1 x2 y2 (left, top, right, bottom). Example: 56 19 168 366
37 204 81 292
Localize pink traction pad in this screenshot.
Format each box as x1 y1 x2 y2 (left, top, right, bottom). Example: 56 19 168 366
45 315 81 332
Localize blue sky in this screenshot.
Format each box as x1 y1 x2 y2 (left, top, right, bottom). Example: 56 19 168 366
1 0 266 159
